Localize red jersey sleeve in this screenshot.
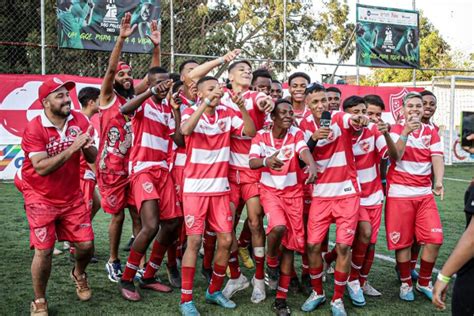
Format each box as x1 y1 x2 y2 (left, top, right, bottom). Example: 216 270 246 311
21 120 47 158
249 132 263 160
181 106 195 127
371 124 388 159
230 109 244 136
295 129 309 156
430 126 443 156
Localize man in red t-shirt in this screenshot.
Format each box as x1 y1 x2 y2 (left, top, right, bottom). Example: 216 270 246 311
179 76 256 315
23 78 97 315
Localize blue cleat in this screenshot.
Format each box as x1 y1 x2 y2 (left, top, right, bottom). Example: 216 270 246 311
399 283 415 301
301 290 326 312
347 280 366 306
205 290 236 309
411 269 419 282
331 299 347 316
416 282 433 300
180 301 200 316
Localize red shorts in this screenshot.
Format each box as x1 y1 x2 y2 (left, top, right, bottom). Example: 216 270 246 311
385 195 443 250
98 173 135 214
130 168 182 220
25 200 94 250
182 195 233 235
307 195 360 246
358 204 383 244
303 184 313 214
261 188 305 253
80 179 96 213
228 169 260 207
171 166 184 203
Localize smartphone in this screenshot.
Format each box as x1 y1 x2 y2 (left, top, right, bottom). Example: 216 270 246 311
461 111 474 147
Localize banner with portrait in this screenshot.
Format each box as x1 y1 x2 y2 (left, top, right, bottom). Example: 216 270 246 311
356 4 420 68
56 0 160 53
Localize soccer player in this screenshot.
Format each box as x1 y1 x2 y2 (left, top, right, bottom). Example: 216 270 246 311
98 13 160 282
420 90 438 129
178 76 256 315
249 99 317 315
343 96 399 305
299 95 369 315
385 92 444 301
326 87 342 111
117 68 184 301
288 72 311 124
270 79 283 101
23 78 97 315
251 69 273 95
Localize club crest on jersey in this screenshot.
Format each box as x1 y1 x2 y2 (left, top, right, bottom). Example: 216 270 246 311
218 120 227 132
67 126 81 139
185 215 195 228
107 195 117 208
278 145 294 161
421 135 431 148
390 231 400 244
142 181 153 193
360 140 370 153
34 227 47 242
327 131 335 141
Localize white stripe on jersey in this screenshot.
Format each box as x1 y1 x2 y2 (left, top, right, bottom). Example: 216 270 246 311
261 171 298 190
141 132 169 153
133 161 168 173
316 151 347 173
313 179 357 197
229 152 250 168
144 103 174 128
388 183 432 198
395 160 432 176
190 147 230 164
357 165 378 184
360 190 384 206
183 177 230 193
175 153 186 167
316 124 342 147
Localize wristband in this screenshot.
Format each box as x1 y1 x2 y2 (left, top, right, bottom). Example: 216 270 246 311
437 273 451 284
262 157 268 167
150 86 158 96
218 57 225 65
204 98 211 106
400 135 408 142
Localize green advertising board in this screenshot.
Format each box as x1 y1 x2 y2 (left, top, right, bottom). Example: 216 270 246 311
356 4 419 68
57 0 160 53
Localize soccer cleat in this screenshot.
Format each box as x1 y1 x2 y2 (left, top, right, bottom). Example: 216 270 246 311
265 266 279 290
105 260 123 283
347 279 366 306
411 269 419 282
301 274 312 296
30 298 48 316
272 298 292 316
70 269 92 301
122 236 134 252
222 273 250 299
416 281 433 301
251 276 266 304
119 279 141 301
289 276 301 294
134 268 145 282
205 290 236 309
167 265 182 288
238 247 254 269
138 276 173 292
201 264 212 283
331 298 347 316
180 301 200 316
399 282 415 301
361 281 382 297
301 290 326 312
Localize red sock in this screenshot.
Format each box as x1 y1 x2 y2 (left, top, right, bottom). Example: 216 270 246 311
209 263 226 294
410 247 419 270
333 270 349 301
397 260 412 286
181 266 195 303
203 230 217 270
309 266 324 294
418 259 435 286
143 240 167 279
359 246 375 286
267 255 279 269
302 253 309 276
122 249 144 281
349 240 369 281
238 222 252 248
276 273 291 300
324 247 338 265
254 247 265 280
228 251 241 279
167 241 177 267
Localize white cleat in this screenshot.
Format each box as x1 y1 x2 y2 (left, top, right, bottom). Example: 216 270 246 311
223 273 250 299
362 281 382 297
250 276 266 304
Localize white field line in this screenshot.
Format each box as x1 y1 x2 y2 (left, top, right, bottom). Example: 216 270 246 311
444 177 471 183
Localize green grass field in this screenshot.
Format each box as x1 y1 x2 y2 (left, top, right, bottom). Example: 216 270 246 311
1 165 472 315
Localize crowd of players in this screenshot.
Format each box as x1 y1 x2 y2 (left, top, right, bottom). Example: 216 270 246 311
19 14 449 316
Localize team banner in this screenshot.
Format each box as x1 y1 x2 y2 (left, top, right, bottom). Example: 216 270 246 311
356 4 420 68
57 0 160 53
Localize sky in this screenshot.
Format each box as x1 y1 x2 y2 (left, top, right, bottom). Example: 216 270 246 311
295 0 474 82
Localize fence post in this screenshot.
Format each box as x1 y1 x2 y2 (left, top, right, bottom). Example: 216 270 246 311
283 0 287 81
447 75 456 165
40 0 46 75
412 0 416 86
170 0 175 72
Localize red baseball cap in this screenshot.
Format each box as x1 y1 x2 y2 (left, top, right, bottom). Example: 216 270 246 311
116 61 132 74
38 77 76 103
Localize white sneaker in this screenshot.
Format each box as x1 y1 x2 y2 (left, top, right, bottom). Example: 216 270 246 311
362 281 382 296
222 273 250 299
331 298 347 316
250 276 266 304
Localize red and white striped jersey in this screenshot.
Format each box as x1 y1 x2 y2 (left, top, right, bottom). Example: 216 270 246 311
298 113 320 142
249 126 308 197
299 111 360 199
130 98 175 174
172 93 197 171
181 105 244 196
79 113 99 181
221 90 267 170
387 123 443 198
294 107 310 126
352 123 388 206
